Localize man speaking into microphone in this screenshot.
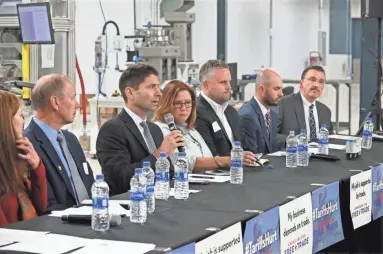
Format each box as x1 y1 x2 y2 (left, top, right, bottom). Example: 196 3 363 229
96 64 183 195
153 80 257 172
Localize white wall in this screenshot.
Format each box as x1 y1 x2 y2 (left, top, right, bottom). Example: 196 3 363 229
75 0 351 124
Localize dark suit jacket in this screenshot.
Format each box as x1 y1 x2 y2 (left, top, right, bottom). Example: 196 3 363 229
24 119 94 212
96 110 164 195
195 95 241 156
238 97 279 154
277 92 334 138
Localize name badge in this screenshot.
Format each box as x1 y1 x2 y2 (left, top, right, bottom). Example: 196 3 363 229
83 162 89 175
212 121 221 133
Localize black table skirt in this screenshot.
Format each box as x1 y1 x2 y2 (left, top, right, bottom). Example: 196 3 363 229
2 138 383 253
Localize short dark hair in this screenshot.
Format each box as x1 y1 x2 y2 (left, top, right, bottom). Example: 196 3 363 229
199 59 229 84
300 66 326 80
119 63 159 101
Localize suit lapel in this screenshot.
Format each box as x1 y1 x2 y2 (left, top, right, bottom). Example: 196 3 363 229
295 93 306 131
148 124 162 148
225 109 240 142
316 103 326 128
250 98 271 152
199 95 231 143
29 120 76 200
119 110 150 153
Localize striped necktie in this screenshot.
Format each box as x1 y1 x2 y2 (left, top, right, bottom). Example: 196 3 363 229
309 104 317 140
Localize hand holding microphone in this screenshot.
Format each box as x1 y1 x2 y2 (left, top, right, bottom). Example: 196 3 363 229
164 113 185 153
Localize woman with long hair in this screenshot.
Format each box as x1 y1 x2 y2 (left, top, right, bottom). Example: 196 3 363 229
0 91 47 226
153 80 255 172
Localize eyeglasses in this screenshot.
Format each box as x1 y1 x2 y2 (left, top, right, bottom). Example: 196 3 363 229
173 101 193 109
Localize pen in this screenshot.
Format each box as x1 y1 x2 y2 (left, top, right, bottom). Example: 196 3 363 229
190 175 215 179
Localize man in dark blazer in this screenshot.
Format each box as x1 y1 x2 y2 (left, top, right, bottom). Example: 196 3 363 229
277 66 333 141
238 69 283 154
96 64 183 195
195 60 256 163
24 74 94 212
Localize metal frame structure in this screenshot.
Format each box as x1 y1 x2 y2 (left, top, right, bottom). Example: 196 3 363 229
0 0 76 83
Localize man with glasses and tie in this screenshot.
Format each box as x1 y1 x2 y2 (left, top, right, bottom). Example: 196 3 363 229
96 64 183 195
238 69 284 154
24 74 95 212
277 66 333 141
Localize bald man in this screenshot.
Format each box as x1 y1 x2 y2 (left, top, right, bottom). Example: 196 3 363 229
238 69 284 154
24 74 94 212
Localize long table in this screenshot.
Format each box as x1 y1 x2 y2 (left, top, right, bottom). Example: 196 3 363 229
3 138 383 253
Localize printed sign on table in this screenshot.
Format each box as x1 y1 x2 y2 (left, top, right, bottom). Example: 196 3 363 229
311 181 344 253
350 170 372 229
372 164 383 220
279 192 313 254
170 242 195 253
243 206 280 254
195 222 243 254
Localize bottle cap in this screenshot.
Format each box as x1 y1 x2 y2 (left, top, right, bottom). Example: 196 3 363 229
178 152 186 157
234 141 241 146
135 168 143 174
159 152 167 157
96 174 104 180
321 124 327 128
143 161 150 167
300 129 306 134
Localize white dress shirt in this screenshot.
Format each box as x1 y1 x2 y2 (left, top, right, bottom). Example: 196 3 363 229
301 93 319 137
124 106 151 149
254 96 269 124
201 92 234 144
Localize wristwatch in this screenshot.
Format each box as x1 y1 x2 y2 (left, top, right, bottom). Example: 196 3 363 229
214 156 222 168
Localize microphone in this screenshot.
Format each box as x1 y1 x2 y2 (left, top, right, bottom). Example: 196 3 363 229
164 113 185 153
61 214 122 227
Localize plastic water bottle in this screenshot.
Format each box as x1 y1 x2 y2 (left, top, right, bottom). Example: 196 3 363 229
155 152 170 200
230 141 244 184
362 117 373 149
142 161 155 213
130 168 147 224
297 129 309 167
286 131 297 168
318 124 329 155
174 152 189 200
91 174 110 232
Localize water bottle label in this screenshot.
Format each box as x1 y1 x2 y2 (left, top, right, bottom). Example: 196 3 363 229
286 146 297 153
156 172 169 182
231 159 243 168
131 191 145 201
298 145 308 152
146 184 154 194
318 138 329 145
175 172 188 182
92 197 108 209
363 130 372 137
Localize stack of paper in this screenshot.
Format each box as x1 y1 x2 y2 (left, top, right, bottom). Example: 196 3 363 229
71 239 155 254
0 228 49 243
0 234 90 254
49 202 130 217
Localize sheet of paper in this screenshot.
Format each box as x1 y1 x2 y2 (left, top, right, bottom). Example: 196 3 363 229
189 174 230 183
0 240 15 247
71 239 155 254
268 151 286 157
0 234 90 254
372 133 383 139
0 228 49 242
49 203 130 217
81 199 130 206
169 188 201 196
41 44 55 68
329 134 354 140
309 142 346 150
